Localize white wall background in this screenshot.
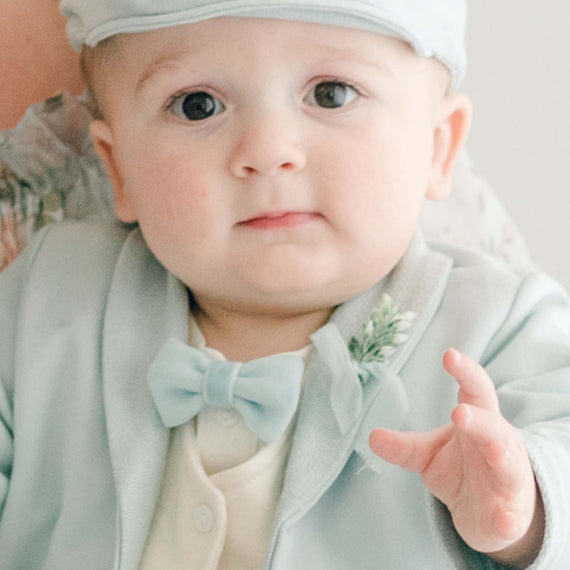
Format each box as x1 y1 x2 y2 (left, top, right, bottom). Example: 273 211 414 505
462 1 570 288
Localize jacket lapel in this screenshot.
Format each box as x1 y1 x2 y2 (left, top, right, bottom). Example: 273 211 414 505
268 234 453 564
101 228 189 570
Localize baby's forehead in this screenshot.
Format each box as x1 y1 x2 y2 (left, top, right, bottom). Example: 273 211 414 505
105 18 444 94
112 17 422 70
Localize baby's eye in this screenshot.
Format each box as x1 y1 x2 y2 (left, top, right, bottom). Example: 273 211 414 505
305 81 359 109
169 91 225 121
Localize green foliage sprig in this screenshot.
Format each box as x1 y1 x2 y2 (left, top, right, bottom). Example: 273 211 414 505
348 294 417 369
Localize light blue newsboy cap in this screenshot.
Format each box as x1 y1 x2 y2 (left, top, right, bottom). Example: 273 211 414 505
60 0 467 87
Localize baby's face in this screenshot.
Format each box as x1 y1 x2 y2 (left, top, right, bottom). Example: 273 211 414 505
92 17 454 315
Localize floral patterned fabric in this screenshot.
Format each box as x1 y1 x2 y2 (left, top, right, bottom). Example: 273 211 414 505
0 92 115 271
0 91 532 272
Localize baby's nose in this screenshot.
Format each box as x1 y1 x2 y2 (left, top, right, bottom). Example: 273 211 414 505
228 113 307 178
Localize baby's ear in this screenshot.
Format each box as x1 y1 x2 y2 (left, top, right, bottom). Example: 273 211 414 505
90 120 137 222
426 93 472 201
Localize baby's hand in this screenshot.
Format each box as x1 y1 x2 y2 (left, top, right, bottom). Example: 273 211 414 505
369 349 545 568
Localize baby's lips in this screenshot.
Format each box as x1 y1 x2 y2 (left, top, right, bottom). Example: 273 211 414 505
238 211 320 229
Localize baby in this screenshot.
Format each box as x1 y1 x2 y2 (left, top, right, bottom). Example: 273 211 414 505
1 1 569 569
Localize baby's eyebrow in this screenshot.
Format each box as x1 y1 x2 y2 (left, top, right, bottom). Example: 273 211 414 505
136 49 195 94
310 44 396 76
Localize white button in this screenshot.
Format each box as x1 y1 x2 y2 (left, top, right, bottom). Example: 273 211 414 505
193 504 214 533
216 408 240 428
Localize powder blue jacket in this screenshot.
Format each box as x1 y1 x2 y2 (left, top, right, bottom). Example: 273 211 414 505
1 221 570 569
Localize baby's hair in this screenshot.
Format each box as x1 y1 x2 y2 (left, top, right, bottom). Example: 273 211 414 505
80 37 118 120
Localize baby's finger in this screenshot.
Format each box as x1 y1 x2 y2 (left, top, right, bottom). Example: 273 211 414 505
443 349 500 412
369 425 453 472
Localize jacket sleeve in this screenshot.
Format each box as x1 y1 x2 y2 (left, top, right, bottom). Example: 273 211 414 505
427 270 570 569
478 271 570 569
433 270 570 569
0 368 12 518
0 226 51 518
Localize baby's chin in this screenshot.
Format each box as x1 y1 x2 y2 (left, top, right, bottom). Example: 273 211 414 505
189 288 334 318
188 271 386 320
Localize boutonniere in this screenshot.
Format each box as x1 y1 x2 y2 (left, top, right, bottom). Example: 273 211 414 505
348 294 417 384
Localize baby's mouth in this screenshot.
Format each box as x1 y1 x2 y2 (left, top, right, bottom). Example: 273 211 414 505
238 211 320 230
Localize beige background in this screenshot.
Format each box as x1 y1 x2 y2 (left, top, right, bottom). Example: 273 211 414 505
0 0 83 129
462 1 570 288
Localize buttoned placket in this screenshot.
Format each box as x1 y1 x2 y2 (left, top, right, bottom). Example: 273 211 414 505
139 426 229 570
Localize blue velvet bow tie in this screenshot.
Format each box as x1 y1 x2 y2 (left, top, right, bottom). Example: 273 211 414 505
147 338 305 443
